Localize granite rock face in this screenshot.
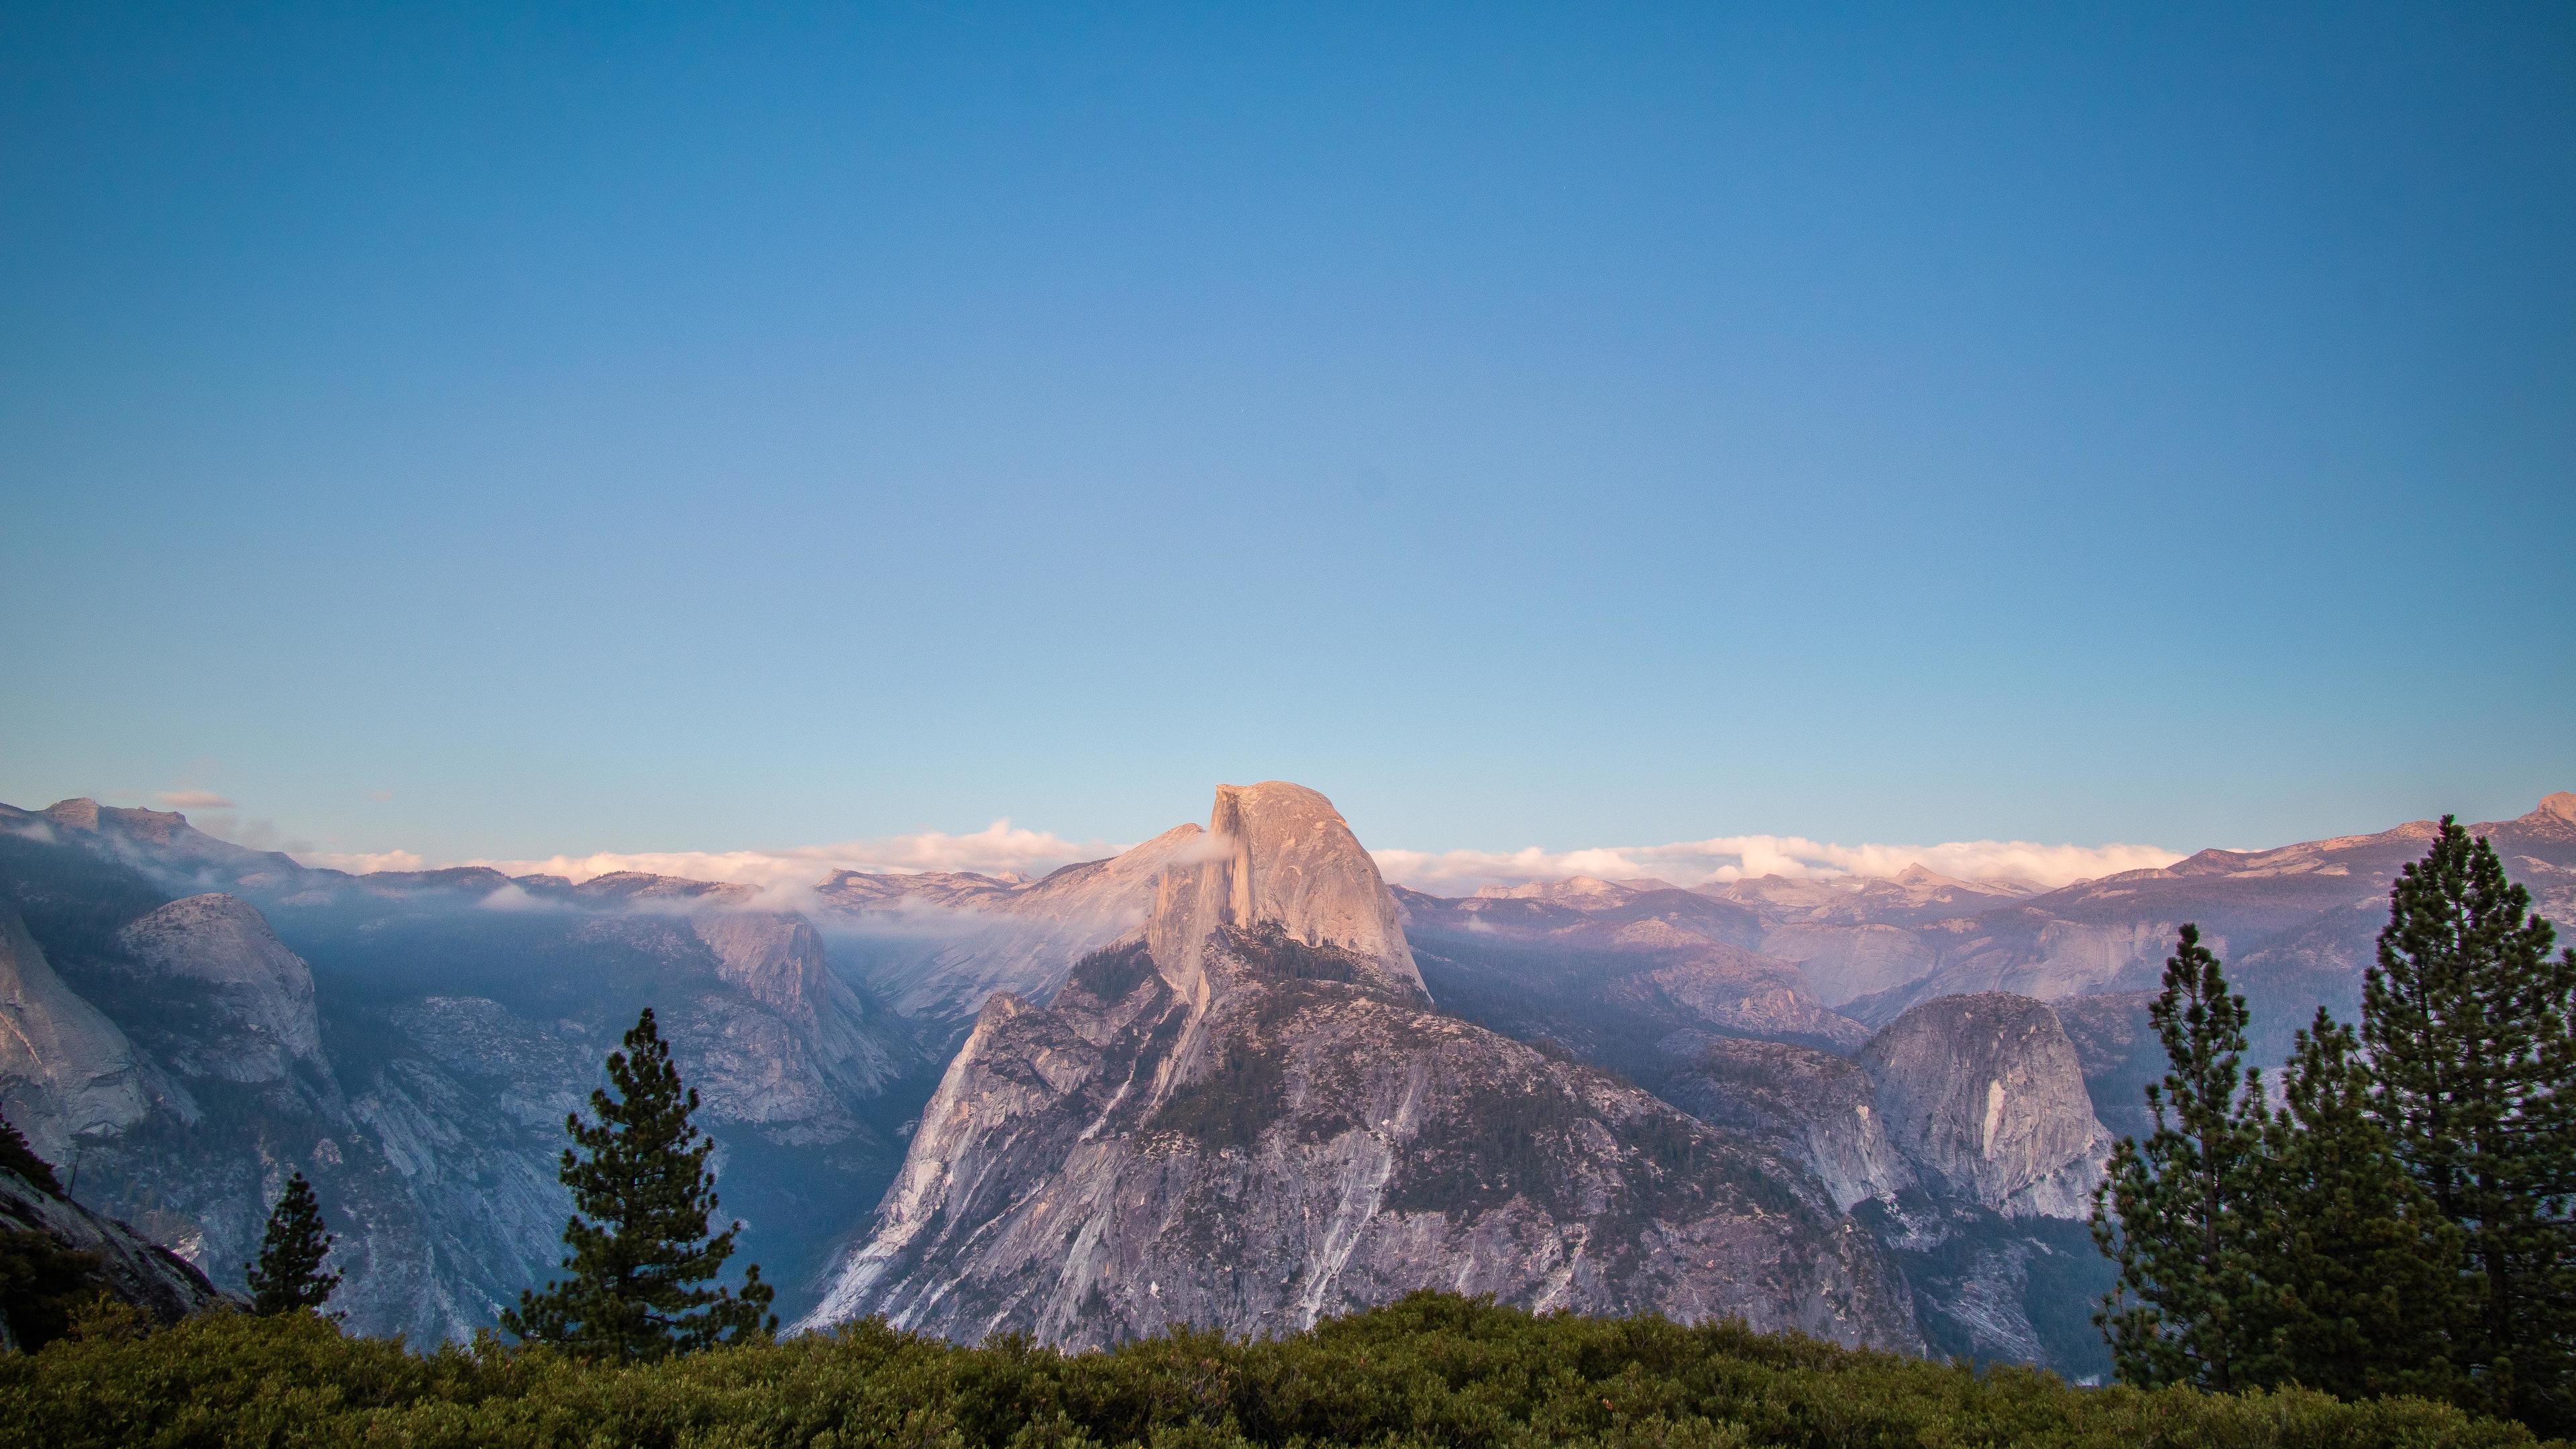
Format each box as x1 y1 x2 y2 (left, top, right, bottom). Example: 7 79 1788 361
0 906 153 1166
1658 1038 1912 1212
1656 994 2117 1380
805 784 1919 1352
1 1162 235 1346
117 894 326 1082
1858 994 2112 1220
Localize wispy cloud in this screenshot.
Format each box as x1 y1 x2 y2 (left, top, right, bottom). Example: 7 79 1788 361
1371 834 2181 894
158 789 236 810
299 849 429 874
293 820 1123 889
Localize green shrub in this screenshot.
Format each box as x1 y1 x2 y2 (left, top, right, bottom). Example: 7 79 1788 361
0 1291 2557 1449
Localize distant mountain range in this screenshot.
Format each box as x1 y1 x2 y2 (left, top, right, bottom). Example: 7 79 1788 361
3 788 2568 1375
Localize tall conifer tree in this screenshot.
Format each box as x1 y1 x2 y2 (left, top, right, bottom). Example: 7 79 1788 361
2092 924 2276 1390
2363 818 2576 1430
2253 1007 2467 1401
502 1007 775 1360
245 1171 340 1316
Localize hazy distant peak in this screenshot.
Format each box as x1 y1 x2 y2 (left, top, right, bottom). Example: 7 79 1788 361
40 798 194 843
42 798 101 830
1469 874 1663 907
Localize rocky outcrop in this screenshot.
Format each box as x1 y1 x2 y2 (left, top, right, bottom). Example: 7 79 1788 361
805 784 1919 1352
117 894 325 1081
2 1163 235 1345
1858 994 2112 1220
1146 782 1426 1008
0 906 152 1167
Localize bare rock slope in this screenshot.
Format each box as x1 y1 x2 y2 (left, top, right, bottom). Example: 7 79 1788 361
804 783 1919 1352
1859 994 2112 1220
1 1159 235 1347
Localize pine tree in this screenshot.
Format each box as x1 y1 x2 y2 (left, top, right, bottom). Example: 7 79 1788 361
2253 1007 2469 1401
2363 818 2576 1430
500 1007 775 1360
244 1171 340 1316
2092 924 2277 1391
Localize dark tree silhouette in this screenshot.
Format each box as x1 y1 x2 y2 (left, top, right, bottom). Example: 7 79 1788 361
2253 1006 2469 1401
501 1007 775 1360
2363 818 2576 1430
245 1171 340 1316
2092 924 2275 1390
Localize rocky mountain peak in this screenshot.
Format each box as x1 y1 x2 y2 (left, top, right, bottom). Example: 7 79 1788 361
115 894 324 1081
41 799 101 831
1146 782 1426 1006
2536 791 2576 824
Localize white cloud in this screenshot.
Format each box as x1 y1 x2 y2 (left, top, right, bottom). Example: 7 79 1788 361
299 849 429 874
294 820 1124 890
158 789 236 810
1371 833 2182 894
285 814 2176 902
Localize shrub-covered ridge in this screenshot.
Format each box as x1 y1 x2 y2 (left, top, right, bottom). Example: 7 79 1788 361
1 1291 2557 1449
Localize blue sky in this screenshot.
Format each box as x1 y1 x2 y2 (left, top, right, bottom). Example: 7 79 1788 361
3 1 2571 871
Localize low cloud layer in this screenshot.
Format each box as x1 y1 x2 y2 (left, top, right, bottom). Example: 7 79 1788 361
294 819 2176 898
298 820 1129 890
158 789 237 810
1371 834 2182 894
298 849 431 874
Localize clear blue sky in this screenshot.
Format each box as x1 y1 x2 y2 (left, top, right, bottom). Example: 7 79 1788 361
4 1 2571 865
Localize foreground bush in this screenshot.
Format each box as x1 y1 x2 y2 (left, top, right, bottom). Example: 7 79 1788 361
0 1291 2556 1449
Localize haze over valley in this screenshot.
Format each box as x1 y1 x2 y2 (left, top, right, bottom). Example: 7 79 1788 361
7 784 2568 1375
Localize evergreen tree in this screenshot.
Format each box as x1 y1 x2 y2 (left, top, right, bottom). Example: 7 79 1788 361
500 1007 775 1360
2363 818 2576 1430
2253 1007 2469 1401
2092 924 2277 1391
244 1171 340 1316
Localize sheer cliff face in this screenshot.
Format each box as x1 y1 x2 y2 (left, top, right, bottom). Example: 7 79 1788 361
1147 782 1427 1009
0 906 152 1165
806 784 1919 1352
1858 994 2111 1220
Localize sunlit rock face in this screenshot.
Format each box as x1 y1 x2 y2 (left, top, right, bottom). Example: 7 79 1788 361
117 894 325 1083
804 783 1920 1353
1858 993 2112 1220
0 906 152 1166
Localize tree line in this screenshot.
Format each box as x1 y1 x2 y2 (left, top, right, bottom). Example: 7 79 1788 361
2093 818 2576 1434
